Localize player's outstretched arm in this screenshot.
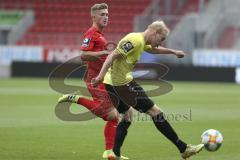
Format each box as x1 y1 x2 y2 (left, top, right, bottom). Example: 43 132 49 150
91 50 121 87
147 46 185 58
80 50 110 61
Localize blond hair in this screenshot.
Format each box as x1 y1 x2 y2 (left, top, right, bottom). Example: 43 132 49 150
148 21 170 37
91 3 108 16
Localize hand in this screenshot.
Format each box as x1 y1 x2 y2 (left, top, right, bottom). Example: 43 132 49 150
174 51 185 58
105 41 117 52
91 76 103 87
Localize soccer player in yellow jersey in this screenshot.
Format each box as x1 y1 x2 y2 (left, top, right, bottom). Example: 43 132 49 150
92 21 204 160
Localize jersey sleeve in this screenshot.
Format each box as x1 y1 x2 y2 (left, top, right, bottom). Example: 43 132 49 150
116 39 137 57
81 33 98 51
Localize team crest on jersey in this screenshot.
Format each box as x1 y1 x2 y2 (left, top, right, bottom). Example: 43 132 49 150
121 41 134 53
82 38 90 46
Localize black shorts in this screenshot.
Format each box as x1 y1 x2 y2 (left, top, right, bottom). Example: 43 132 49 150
105 80 154 114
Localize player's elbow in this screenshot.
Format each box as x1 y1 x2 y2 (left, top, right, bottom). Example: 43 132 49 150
80 51 98 61
81 51 91 57
80 54 98 61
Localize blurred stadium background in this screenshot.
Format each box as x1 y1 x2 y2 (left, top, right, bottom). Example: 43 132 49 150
0 0 240 81
0 0 240 160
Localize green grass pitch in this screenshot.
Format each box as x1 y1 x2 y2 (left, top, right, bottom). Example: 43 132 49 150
0 78 239 160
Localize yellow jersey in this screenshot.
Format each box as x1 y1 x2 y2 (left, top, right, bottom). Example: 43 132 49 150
104 32 151 86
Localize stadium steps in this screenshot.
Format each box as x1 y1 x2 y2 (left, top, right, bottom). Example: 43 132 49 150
218 27 240 49
0 0 151 46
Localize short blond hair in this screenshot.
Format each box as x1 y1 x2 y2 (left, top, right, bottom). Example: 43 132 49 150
148 21 170 37
91 3 108 16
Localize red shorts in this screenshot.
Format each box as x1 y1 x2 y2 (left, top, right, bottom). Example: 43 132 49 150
86 82 115 120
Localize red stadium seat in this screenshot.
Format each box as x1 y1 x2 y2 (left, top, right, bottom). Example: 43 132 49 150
0 0 151 46
218 27 240 49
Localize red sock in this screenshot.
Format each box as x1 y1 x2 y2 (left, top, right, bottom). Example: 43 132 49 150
78 97 118 150
104 120 118 150
77 97 98 110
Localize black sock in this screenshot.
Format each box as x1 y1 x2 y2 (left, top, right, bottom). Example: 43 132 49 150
152 112 187 153
113 120 131 156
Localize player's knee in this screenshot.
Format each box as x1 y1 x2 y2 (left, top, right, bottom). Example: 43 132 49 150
105 109 119 121
122 107 133 122
146 104 161 117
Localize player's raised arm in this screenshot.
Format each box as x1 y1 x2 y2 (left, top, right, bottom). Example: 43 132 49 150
91 50 121 87
147 46 186 58
143 20 185 58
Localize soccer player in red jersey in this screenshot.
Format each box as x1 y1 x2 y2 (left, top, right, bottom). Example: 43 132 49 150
58 3 128 159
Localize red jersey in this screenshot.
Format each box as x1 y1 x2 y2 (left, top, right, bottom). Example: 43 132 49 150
81 27 107 83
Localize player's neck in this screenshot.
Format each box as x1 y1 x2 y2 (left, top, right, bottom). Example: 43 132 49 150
92 23 104 32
